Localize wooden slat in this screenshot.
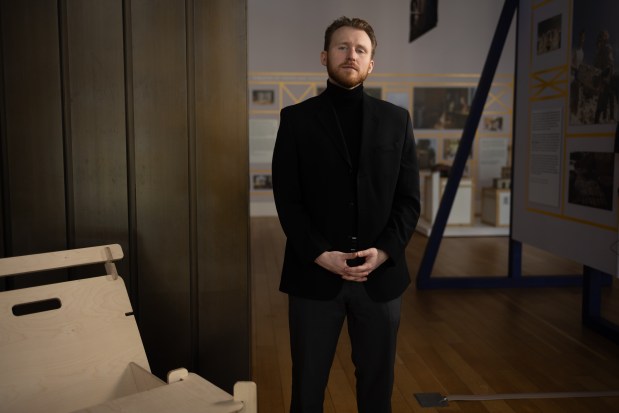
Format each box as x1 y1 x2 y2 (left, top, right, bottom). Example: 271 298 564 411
194 0 251 392
251 217 619 413
73 373 246 413
131 0 191 378
66 0 131 279
0 244 123 277
0 275 149 413
1 0 67 287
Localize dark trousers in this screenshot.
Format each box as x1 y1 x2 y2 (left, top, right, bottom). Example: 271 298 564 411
288 281 402 413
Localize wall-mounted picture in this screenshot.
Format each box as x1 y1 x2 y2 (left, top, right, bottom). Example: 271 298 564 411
442 138 473 162
416 138 437 170
409 0 438 42
568 151 613 211
442 138 459 161
252 173 273 191
252 89 275 105
413 87 475 129
536 14 562 55
569 0 619 125
482 116 504 131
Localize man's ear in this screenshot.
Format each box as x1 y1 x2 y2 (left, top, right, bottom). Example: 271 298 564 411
320 50 327 66
368 59 374 73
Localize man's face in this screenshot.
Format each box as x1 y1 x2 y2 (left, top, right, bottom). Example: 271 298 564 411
321 26 374 89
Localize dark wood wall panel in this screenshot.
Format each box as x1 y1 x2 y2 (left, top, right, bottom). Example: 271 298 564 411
0 0 249 389
1 0 67 288
131 0 192 378
194 0 250 390
66 0 131 280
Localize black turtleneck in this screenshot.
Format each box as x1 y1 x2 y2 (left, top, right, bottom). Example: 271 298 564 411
324 81 364 171
324 81 364 243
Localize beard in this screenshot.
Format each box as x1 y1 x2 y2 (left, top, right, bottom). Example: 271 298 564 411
325 58 371 89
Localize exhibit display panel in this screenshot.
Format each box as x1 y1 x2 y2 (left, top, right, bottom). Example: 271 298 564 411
512 0 619 276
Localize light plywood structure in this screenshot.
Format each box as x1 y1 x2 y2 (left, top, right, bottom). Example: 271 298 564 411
0 244 256 413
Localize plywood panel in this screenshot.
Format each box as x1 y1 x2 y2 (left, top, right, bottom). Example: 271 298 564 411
131 0 191 378
66 0 131 281
194 0 250 391
1 0 67 287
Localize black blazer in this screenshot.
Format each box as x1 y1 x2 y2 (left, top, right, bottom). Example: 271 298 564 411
272 90 420 302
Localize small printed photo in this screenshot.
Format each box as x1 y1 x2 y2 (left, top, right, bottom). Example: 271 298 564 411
568 151 614 211
252 173 273 191
443 138 459 161
537 14 562 55
252 89 275 105
442 138 473 161
483 116 504 131
416 138 437 170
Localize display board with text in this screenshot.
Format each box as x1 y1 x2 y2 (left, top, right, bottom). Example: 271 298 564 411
512 0 619 276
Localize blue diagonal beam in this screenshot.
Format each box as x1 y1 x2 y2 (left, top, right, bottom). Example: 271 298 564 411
416 0 518 288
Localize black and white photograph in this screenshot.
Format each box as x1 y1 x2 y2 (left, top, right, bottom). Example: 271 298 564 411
252 89 275 105
568 151 614 210
482 115 504 132
252 173 273 191
569 0 619 125
536 14 562 55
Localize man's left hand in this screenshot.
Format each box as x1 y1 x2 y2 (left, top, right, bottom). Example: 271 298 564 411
342 248 388 282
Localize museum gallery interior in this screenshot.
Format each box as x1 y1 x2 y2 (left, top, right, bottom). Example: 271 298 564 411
1 0 619 412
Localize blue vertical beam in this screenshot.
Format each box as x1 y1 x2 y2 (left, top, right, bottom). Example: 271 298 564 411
507 237 522 279
582 266 619 344
417 0 518 287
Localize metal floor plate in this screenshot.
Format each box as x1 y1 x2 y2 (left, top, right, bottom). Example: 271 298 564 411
414 393 448 407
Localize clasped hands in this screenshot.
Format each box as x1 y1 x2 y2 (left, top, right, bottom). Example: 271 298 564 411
315 248 388 282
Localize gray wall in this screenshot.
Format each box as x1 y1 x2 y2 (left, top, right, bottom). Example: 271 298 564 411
248 0 516 75
0 0 249 392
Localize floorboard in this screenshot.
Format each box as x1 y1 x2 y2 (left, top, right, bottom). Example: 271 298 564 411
251 217 619 413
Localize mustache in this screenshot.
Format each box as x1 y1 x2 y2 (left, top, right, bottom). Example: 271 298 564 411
339 63 359 71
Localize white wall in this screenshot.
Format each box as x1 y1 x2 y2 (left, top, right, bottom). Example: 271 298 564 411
248 0 516 75
248 0 518 218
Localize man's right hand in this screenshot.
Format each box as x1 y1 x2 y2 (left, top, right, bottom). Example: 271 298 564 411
315 251 368 282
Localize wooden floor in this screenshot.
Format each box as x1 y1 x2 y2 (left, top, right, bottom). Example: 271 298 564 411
251 217 619 413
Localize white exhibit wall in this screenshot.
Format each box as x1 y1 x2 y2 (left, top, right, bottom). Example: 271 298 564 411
512 0 619 276
248 0 517 218
248 0 516 74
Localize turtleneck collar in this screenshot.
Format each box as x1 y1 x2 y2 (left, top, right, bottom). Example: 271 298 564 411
324 80 364 102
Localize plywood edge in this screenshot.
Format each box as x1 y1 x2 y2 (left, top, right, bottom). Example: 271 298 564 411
129 362 166 392
0 244 123 277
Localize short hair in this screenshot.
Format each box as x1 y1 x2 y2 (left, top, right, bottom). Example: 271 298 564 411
324 16 377 58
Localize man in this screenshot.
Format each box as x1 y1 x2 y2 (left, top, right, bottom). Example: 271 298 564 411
272 16 420 413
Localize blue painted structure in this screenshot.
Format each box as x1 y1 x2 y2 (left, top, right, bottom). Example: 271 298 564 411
414 0 618 344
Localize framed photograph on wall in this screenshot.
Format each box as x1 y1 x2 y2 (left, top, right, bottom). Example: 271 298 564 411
251 89 275 106
413 87 475 129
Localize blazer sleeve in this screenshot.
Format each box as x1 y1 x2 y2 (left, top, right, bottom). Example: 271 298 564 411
373 114 421 263
271 107 332 263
